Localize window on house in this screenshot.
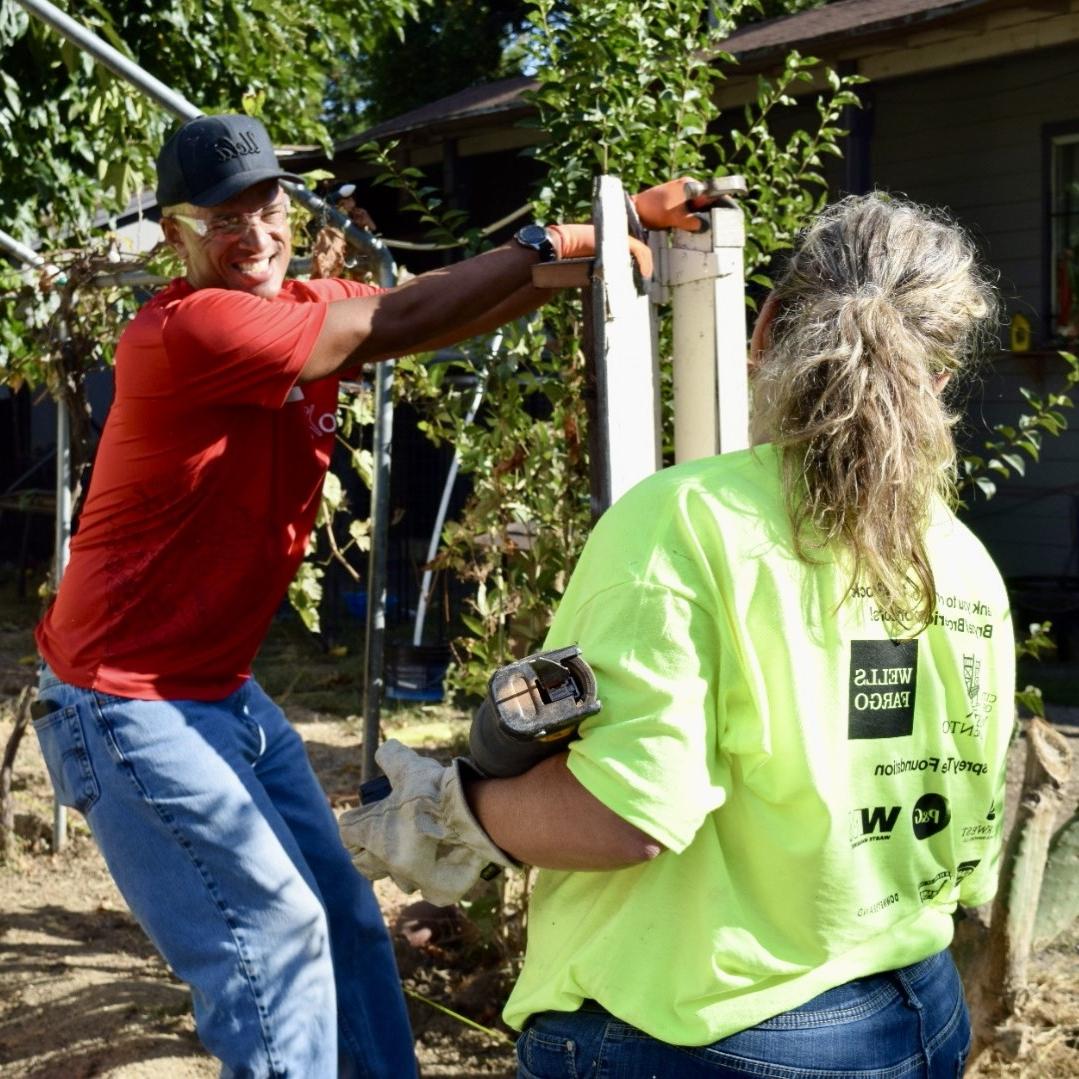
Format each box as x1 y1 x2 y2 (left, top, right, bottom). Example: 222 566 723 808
1050 132 1079 342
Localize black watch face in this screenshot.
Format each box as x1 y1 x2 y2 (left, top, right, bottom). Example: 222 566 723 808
518 225 548 246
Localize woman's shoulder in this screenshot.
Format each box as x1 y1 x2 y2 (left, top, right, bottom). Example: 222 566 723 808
927 501 1010 602
609 444 783 531
622 443 778 501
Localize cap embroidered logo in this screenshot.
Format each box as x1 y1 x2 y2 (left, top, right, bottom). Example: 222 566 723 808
213 131 263 162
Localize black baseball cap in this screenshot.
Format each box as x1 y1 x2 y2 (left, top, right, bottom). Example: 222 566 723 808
155 114 303 208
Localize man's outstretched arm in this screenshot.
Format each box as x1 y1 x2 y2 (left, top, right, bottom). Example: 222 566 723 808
300 176 736 382
299 224 627 381
300 242 547 381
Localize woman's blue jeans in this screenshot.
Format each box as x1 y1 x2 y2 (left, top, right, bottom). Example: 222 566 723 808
516 950 971 1078
33 665 416 1079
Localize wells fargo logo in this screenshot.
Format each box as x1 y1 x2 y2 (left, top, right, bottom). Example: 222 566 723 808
848 639 919 739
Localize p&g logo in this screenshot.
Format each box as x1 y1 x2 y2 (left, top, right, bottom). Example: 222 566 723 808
911 793 950 840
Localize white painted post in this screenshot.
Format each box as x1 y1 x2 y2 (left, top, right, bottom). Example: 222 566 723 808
665 200 749 460
589 176 661 513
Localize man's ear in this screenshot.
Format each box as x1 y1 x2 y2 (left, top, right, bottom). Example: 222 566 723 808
160 216 189 261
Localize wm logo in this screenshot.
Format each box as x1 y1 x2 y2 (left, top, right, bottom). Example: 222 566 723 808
850 805 902 841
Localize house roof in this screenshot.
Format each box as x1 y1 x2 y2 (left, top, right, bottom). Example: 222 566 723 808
720 0 994 64
342 0 1005 145
336 75 539 149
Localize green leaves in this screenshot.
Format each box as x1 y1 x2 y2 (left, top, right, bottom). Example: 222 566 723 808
288 561 325 633
1018 621 1057 663
959 351 1078 500
0 0 419 251
356 0 867 690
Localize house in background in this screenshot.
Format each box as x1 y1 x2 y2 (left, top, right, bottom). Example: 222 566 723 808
717 0 1079 607
4 0 1078 652
288 0 1079 652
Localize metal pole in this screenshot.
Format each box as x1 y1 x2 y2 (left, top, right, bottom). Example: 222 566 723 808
360 249 401 781
15 0 394 268
0 226 51 272
362 358 393 782
52 393 71 850
0 222 72 850
16 0 201 120
19 0 400 778
411 334 500 649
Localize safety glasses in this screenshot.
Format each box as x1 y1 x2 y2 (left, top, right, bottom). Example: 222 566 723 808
168 202 289 240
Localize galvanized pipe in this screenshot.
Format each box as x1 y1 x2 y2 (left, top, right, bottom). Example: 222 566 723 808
0 219 72 850
0 225 48 270
15 0 395 269
362 357 394 782
15 0 202 120
411 334 501 649
52 391 71 850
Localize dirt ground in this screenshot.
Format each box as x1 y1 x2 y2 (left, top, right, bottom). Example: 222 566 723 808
0 589 1076 1079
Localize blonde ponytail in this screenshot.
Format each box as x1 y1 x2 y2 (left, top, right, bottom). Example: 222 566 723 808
750 194 998 631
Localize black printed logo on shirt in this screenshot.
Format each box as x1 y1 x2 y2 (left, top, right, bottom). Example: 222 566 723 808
911 793 950 839
848 639 919 739
955 859 980 883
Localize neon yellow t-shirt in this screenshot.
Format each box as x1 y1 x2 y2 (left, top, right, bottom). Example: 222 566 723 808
503 443 1015 1044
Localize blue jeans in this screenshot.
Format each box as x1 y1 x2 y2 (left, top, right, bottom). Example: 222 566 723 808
33 665 416 1079
516 950 971 1078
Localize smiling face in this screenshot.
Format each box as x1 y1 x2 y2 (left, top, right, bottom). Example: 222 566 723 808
161 180 291 299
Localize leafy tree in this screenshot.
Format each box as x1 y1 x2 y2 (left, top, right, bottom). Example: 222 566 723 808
0 0 418 494
385 0 865 692
327 0 537 132
0 0 420 243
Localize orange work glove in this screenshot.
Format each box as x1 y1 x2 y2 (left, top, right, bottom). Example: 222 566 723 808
631 177 731 233
547 223 653 278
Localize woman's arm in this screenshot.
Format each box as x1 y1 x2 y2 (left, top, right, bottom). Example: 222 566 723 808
466 752 665 871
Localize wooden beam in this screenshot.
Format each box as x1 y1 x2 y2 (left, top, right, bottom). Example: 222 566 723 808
712 3 1079 109
861 10 1079 80
532 258 592 289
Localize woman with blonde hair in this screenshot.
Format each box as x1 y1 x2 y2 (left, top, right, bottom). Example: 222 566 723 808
353 193 1016 1077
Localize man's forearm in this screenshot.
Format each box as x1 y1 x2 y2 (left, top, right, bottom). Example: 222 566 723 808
465 753 664 871
300 243 544 381
405 280 555 356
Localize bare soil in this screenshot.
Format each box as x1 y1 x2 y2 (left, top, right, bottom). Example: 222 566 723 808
0 590 1076 1079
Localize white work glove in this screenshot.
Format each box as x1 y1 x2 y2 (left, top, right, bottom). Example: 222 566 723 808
339 739 516 907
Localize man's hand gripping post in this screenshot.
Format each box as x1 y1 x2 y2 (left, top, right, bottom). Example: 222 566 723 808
631 176 748 233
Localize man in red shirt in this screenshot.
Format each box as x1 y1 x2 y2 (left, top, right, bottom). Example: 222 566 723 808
31 112 701 1077
31 112 612 1079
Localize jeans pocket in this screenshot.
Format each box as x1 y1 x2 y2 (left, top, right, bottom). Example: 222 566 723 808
32 703 100 814
516 1027 580 1079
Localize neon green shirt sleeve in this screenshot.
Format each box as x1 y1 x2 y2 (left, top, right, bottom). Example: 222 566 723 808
552 582 727 852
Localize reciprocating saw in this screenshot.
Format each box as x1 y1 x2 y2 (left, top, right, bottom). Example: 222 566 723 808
359 644 601 803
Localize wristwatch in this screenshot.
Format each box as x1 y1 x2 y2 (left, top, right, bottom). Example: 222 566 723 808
514 223 556 263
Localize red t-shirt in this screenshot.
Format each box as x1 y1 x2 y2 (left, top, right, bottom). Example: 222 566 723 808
36 276 378 700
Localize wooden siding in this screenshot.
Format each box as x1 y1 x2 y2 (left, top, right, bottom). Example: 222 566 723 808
869 47 1079 581
957 354 1078 581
